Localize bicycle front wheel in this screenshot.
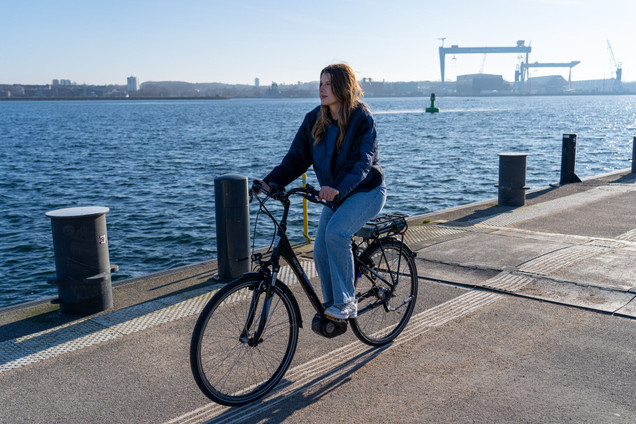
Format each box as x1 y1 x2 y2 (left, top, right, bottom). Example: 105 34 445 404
190 275 299 406
351 238 418 346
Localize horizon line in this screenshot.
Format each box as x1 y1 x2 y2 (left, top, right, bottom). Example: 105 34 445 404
1 75 631 87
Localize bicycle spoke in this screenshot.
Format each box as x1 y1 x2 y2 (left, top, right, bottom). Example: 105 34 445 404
351 239 418 346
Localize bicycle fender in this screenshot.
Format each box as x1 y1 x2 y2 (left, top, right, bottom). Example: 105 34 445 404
395 239 417 258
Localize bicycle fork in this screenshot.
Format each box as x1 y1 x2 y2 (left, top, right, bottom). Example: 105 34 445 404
239 271 278 347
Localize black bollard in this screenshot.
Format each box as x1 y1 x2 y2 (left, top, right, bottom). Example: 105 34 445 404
560 134 582 184
214 174 250 282
46 206 118 315
632 137 636 174
496 153 529 206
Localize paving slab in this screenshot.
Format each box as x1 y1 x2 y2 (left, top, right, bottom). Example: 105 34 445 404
416 231 571 272
515 276 636 314
615 299 636 316
547 246 636 292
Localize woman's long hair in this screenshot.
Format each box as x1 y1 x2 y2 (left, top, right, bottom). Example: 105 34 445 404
312 64 368 151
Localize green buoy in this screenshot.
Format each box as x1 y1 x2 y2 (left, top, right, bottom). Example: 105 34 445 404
425 93 439 113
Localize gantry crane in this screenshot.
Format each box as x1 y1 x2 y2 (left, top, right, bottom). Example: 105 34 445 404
519 61 580 86
438 40 531 84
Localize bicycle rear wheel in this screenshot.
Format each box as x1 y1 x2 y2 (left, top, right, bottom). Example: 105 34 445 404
190 275 299 406
350 238 418 346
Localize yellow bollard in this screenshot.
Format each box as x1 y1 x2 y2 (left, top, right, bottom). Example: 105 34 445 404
302 174 314 243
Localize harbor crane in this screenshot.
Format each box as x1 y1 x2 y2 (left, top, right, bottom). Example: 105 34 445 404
438 40 531 84
607 40 622 91
519 61 580 86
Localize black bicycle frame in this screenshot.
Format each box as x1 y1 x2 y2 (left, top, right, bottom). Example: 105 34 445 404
247 186 406 343
279 198 324 300
248 194 325 344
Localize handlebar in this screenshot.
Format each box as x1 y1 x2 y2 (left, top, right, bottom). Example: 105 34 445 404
251 180 338 210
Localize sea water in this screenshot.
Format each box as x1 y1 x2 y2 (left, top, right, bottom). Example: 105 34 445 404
1 96 635 307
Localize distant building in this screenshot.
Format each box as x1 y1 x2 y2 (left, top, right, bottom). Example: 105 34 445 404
266 82 282 98
360 78 399 97
526 75 567 95
127 76 139 92
52 79 60 86
456 74 507 95
0 84 24 97
255 78 260 87
570 78 615 94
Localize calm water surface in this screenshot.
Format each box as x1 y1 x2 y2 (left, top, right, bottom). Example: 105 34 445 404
1 96 635 307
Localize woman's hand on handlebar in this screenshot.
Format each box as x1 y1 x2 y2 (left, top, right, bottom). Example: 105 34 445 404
318 186 339 202
251 179 270 195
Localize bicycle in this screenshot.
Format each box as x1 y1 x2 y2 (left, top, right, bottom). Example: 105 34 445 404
190 181 418 406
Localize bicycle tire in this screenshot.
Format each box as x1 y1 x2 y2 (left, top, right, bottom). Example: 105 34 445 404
350 238 418 346
190 275 300 406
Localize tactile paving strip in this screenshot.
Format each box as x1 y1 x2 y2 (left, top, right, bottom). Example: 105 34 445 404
616 229 636 242
2 320 119 372
0 287 222 373
0 262 319 374
518 244 609 275
278 260 316 284
404 225 468 245
585 239 629 249
482 272 535 292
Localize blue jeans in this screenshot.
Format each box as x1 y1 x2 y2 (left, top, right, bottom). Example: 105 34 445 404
313 182 387 306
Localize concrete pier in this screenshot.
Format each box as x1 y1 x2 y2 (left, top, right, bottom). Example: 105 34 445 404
1 170 635 423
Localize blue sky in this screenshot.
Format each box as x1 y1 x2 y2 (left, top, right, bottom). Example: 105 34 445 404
2 0 634 85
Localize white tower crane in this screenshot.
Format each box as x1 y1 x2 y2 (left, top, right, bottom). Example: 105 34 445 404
606 40 623 92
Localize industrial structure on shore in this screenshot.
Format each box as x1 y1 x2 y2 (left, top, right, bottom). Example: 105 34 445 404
438 39 625 96
0 39 629 98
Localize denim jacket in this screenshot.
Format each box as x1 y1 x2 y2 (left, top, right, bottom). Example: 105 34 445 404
263 105 383 201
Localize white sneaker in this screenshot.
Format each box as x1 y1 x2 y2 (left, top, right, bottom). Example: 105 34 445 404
324 300 357 320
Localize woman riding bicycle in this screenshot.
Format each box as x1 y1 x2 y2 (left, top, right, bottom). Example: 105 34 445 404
258 63 386 320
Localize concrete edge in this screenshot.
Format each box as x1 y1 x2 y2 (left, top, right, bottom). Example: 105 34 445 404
406 168 634 226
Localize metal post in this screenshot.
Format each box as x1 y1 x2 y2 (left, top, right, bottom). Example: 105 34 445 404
496 153 529 206
632 137 636 174
560 134 582 184
214 174 250 282
46 206 117 315
302 173 314 243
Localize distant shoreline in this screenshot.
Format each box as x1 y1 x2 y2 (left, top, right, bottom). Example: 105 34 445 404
0 96 230 101
1 93 634 101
